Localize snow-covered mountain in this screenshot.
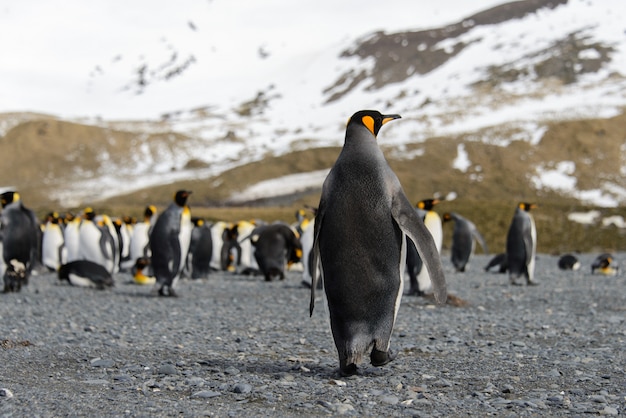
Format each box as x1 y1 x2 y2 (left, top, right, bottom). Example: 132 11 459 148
1 0 626 208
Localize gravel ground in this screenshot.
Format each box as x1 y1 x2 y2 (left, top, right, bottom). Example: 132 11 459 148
0 253 625 417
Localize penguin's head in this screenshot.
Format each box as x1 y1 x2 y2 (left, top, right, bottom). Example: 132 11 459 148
518 202 537 211
144 205 157 219
417 198 440 211
347 110 401 138
0 191 20 208
83 207 96 221
174 190 192 207
50 212 61 224
442 212 453 223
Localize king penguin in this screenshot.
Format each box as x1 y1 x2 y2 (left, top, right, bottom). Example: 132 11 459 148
591 253 619 276
0 191 40 292
149 190 193 296
406 198 442 295
129 205 157 266
442 212 488 272
58 260 114 289
310 110 446 376
41 212 67 272
506 202 538 285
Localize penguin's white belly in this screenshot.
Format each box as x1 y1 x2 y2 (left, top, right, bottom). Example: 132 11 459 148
68 273 96 288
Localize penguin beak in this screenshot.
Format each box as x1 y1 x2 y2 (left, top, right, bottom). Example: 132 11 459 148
382 114 401 125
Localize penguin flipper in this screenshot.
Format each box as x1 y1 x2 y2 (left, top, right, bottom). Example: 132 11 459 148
391 193 447 304
471 227 489 255
522 222 534 266
309 202 325 316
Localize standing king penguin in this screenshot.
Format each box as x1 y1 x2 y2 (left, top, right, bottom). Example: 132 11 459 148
149 190 193 296
407 198 442 295
310 110 446 376
443 212 488 272
0 191 40 292
506 202 538 285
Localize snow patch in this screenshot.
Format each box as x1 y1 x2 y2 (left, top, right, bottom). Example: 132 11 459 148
568 210 600 225
228 169 330 203
531 161 577 191
452 144 471 173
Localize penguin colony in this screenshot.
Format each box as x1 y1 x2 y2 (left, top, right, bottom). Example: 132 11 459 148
0 189 305 296
0 110 622 376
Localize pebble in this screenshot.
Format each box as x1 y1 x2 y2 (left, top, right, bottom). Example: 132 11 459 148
158 364 178 375
233 383 252 394
191 390 221 399
0 388 13 400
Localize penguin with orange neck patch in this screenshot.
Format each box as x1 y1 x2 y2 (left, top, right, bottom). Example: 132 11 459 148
311 110 446 376
149 190 193 296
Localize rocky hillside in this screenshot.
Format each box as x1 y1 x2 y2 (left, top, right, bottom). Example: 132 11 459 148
0 0 625 252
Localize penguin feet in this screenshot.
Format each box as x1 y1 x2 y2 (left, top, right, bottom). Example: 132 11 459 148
339 363 358 377
527 279 540 286
158 286 178 297
406 288 424 297
370 348 397 367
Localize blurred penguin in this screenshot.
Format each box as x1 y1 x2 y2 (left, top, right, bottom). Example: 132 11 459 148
506 202 538 285
209 221 235 271
77 208 119 274
129 205 157 267
116 216 134 271
63 212 81 262
187 217 213 279
591 253 619 276
442 212 488 272
484 253 508 273
558 254 580 271
251 222 302 281
298 207 318 288
132 257 156 285
0 191 40 292
149 190 193 296
58 260 114 289
41 212 67 271
406 198 442 295
235 220 260 275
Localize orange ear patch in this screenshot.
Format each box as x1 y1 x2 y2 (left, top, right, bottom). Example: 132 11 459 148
362 115 375 135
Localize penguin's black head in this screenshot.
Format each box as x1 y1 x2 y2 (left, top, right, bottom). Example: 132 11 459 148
144 205 156 218
518 202 537 211
348 110 401 138
442 212 453 222
174 190 192 206
83 207 96 221
0 191 19 208
417 198 440 211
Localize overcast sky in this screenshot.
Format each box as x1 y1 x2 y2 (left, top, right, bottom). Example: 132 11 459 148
0 0 505 119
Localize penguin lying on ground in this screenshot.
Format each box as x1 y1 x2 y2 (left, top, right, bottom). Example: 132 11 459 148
311 110 446 376
558 254 581 271
149 190 193 296
443 212 488 273
132 257 156 285
506 202 538 285
591 253 619 276
58 260 114 289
